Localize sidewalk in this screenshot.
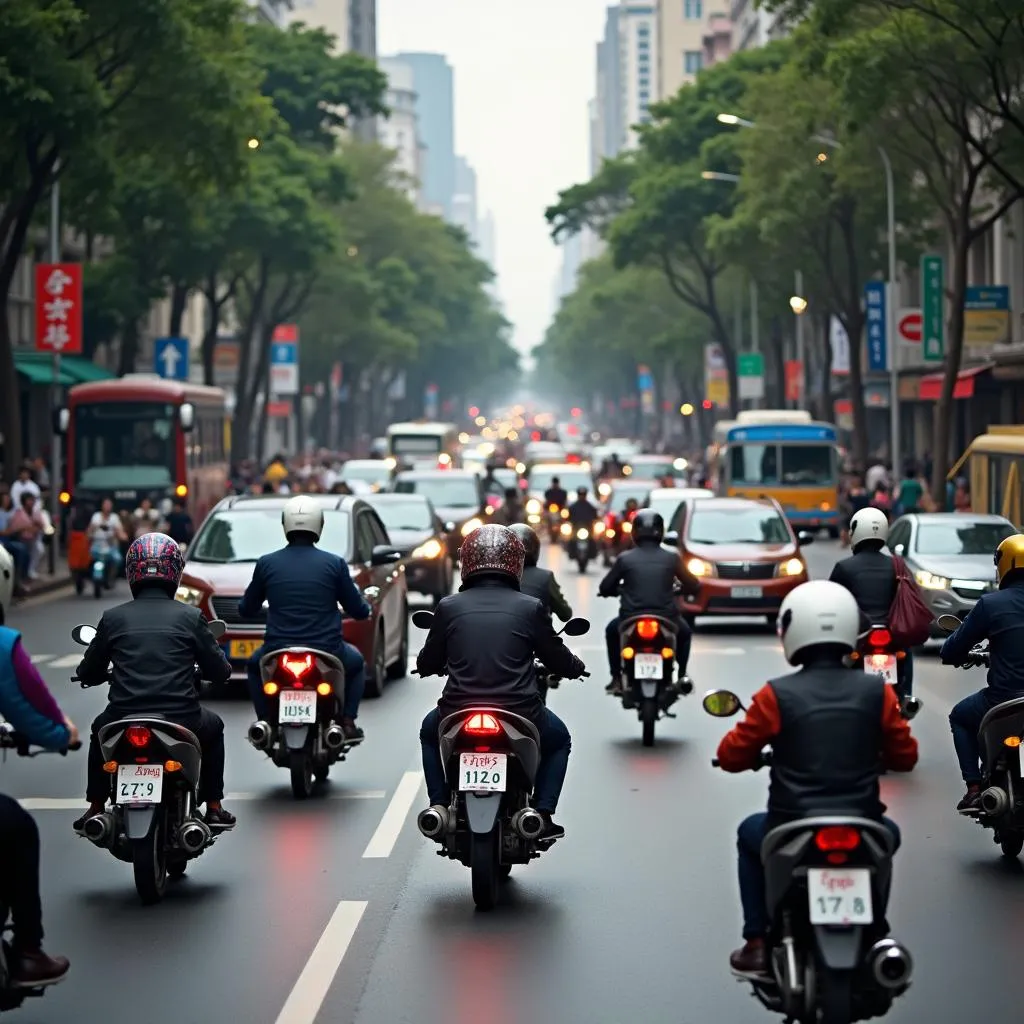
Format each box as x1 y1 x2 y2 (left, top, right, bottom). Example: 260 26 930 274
12 551 73 605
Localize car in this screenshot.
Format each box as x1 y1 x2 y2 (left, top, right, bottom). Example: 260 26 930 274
340 459 392 491
624 454 689 482
887 512 1016 635
175 494 409 698
664 496 814 626
389 469 485 560
363 492 454 606
599 480 656 563
644 486 714 529
524 462 597 532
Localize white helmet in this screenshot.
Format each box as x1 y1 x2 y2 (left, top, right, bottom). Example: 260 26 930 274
282 495 324 541
849 507 889 551
0 546 13 625
778 580 859 664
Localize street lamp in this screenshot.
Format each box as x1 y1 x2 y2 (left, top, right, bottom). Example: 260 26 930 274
717 113 755 128
247 137 261 150
701 170 741 183
789 294 808 316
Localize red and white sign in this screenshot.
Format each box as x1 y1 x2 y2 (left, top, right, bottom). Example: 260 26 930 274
784 360 804 402
35 262 83 354
897 309 922 345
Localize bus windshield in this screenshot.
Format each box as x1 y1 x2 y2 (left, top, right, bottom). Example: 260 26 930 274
389 433 444 456
74 402 177 490
729 444 834 486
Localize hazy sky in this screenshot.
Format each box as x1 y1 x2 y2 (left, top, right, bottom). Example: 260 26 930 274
377 0 608 356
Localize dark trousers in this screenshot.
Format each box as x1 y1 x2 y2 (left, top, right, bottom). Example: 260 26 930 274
950 688 1002 784
737 811 902 939
419 706 572 813
605 613 692 677
247 642 366 721
0 794 43 950
87 706 226 804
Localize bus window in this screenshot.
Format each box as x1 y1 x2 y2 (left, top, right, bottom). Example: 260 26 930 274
729 444 779 485
988 455 1004 516
779 445 835 486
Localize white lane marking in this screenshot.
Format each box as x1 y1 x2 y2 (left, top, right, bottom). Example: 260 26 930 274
19 791 386 811
362 770 423 859
691 646 747 655
30 654 54 665
48 654 82 669
274 900 368 1024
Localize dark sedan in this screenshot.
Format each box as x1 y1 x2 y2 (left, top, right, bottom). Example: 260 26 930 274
390 470 485 560
364 492 454 606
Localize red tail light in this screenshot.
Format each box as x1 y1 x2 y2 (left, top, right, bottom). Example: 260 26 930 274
125 725 151 748
566 453 581 463
280 653 314 684
636 618 660 640
463 713 502 736
867 627 892 648
815 826 861 851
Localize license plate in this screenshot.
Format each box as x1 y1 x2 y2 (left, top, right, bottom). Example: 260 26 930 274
230 639 261 659
865 653 897 686
634 653 663 679
576 540 588 552
807 867 873 925
459 752 507 792
116 764 163 805
279 690 317 724
731 586 763 599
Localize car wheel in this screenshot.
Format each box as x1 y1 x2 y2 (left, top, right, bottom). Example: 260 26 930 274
364 623 387 699
386 605 409 680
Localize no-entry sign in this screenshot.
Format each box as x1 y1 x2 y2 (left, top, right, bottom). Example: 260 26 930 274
897 309 922 344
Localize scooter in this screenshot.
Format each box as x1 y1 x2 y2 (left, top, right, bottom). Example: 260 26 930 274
846 625 922 721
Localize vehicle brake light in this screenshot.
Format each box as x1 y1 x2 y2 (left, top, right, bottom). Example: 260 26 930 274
280 653 314 682
636 618 659 640
464 713 502 736
867 627 892 648
125 725 151 748
815 826 861 851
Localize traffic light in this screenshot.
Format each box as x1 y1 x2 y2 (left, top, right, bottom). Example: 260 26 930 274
468 406 479 417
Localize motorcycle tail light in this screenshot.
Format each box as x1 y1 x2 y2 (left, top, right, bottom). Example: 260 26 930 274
661 647 674 659
126 725 151 748
815 825 861 851
263 681 279 696
622 521 632 534
636 618 659 640
463 712 502 736
316 681 332 696
867 627 892 649
280 653 314 683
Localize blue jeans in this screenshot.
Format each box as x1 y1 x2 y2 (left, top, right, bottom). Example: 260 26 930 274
419 706 571 813
950 688 1001 784
737 811 902 939
247 642 366 721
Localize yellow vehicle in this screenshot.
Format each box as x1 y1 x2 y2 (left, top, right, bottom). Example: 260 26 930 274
717 410 841 535
948 426 1024 524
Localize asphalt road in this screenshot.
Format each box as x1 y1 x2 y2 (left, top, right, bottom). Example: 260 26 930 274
4 539 1023 1024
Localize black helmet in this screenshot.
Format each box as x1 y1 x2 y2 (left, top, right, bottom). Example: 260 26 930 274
508 523 540 566
576 486 588 496
632 508 664 545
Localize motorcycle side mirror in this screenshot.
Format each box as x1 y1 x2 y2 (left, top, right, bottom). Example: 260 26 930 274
559 617 591 637
663 530 679 546
702 689 744 717
411 610 435 630
892 543 905 556
797 531 814 546
71 624 97 646
936 614 962 634
208 619 227 640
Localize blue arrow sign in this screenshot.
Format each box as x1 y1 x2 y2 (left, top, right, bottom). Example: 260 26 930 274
864 281 887 373
154 337 189 380
271 341 297 365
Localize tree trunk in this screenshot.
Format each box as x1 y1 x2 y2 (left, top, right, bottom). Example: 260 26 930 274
168 283 188 336
117 319 140 376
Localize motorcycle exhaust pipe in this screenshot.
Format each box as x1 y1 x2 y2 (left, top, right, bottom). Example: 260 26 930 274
83 811 115 846
178 818 212 853
417 806 447 839
323 723 347 751
868 938 913 990
511 807 545 840
980 786 1010 816
247 721 272 751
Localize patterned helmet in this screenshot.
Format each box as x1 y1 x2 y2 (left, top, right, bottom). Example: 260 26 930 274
460 524 525 584
126 532 185 593
507 523 541 567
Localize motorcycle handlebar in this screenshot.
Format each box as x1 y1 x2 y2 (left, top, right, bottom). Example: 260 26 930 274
0 727 81 756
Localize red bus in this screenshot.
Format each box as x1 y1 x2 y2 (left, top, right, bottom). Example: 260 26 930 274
58 375 229 523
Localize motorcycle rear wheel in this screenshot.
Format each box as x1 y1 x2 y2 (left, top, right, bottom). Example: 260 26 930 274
290 752 314 800
132 820 168 905
1000 831 1024 858
641 698 657 747
470 832 500 911
816 968 853 1023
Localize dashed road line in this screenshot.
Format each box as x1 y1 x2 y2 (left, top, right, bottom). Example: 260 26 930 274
362 770 423 859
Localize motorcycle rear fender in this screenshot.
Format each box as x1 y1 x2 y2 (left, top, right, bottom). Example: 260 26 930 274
640 681 658 699
98 719 202 785
618 614 678 648
979 697 1024 773
813 926 863 970
438 708 541 783
464 793 501 834
282 725 310 750
124 807 157 841
259 647 346 693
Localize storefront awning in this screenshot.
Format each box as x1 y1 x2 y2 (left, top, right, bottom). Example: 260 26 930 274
918 364 992 401
14 351 113 386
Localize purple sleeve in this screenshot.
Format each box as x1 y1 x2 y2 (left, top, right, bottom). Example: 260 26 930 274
11 640 66 726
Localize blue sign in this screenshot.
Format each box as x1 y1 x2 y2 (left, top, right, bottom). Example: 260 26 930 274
637 366 653 392
864 281 887 372
270 340 297 366
728 424 838 443
154 337 189 380
964 285 1009 310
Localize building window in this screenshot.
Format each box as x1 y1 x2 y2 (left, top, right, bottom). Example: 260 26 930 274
639 90 649 102
684 0 703 18
684 51 703 74
638 25 650 37
639 77 649 88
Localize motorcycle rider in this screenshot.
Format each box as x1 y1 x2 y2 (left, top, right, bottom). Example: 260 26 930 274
481 462 505 501
598 509 697 695
490 486 526 526
416 525 586 840
72 533 235 833
544 476 568 510
240 495 371 742
941 532 1024 813
566 486 599 529
508 523 573 622
828 507 915 705
0 547 74 987
716 580 918 975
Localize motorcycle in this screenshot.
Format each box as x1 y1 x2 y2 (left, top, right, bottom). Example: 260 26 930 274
0 724 79 1012
561 520 601 572
936 613 1024 857
70 620 235 905
847 626 922 721
246 647 358 799
546 502 567 542
410 608 590 910
703 689 914 1024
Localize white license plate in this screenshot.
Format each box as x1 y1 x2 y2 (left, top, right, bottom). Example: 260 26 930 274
807 867 873 925
458 752 507 792
865 653 897 686
634 653 663 679
279 689 317 724
116 764 163 805
731 586 763 599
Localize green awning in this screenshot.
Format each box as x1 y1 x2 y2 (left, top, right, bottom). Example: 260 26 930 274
61 356 113 383
14 352 76 385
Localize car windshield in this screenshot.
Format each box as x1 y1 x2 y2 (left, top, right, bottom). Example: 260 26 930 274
343 462 389 483
366 498 433 532
688 508 791 545
606 485 652 510
648 495 686 523
74 401 177 490
529 469 592 493
915 521 1015 556
189 509 350 563
628 460 675 479
393 476 478 508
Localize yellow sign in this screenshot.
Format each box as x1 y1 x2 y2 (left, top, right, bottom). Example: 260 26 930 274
229 639 261 659
705 377 730 407
964 308 1010 347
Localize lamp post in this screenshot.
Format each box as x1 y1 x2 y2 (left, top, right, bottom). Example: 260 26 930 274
789 277 808 410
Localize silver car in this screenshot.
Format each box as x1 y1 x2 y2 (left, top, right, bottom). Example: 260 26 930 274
887 513 1017 635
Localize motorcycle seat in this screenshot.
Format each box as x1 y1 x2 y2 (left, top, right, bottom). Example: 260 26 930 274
979 695 1024 764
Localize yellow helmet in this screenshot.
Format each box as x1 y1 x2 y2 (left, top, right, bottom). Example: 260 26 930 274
994 534 1024 587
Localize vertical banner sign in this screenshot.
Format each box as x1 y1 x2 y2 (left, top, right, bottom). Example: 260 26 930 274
703 344 730 407
424 382 439 419
35 263 83 354
784 360 803 403
269 324 299 394
921 254 945 362
636 363 655 414
737 352 765 400
864 280 887 372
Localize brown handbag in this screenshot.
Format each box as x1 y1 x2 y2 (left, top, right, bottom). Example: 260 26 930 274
888 555 934 648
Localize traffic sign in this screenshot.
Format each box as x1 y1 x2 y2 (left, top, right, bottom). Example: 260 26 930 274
737 352 765 400
269 324 299 395
897 310 922 344
154 337 189 380
921 254 944 362
864 281 887 372
35 263 83 354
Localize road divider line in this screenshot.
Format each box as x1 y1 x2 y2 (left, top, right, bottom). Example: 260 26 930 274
362 770 423 859
29 654 54 664
19 790 387 811
47 654 82 669
274 900 368 1024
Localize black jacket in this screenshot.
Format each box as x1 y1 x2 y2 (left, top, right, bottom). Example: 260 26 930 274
76 590 230 718
416 575 585 723
521 565 573 622
544 487 568 507
598 543 695 618
829 548 898 625
567 499 599 526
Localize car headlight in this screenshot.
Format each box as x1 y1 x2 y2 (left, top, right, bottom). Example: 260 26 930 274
461 518 483 537
175 585 202 606
526 498 541 514
686 557 713 577
412 539 444 559
577 528 589 539
915 570 950 590
598 482 611 496
778 558 806 577
560 507 569 518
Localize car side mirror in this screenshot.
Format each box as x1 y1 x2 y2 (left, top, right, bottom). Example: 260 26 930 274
797 531 814 546
371 544 402 566
663 531 679 546
179 402 195 432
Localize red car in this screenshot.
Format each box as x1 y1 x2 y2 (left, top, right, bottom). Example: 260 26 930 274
175 494 409 697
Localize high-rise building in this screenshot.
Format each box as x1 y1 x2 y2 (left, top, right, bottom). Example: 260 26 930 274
377 57 423 205
451 156 478 244
619 0 657 149
348 0 376 58
249 0 292 27
729 0 784 51
594 6 624 161
557 235 584 300
396 52 456 221
478 210 497 271
658 0 728 99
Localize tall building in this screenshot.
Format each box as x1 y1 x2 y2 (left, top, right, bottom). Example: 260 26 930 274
729 0 783 51
478 210 497 270
594 6 624 161
658 0 728 99
396 53 456 221
619 0 657 149
348 0 376 58
702 11 734 67
557 235 584 300
451 156 478 244
377 57 423 205
249 0 292 27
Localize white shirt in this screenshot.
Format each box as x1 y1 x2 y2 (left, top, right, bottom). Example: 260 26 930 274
89 512 119 552
10 480 40 508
